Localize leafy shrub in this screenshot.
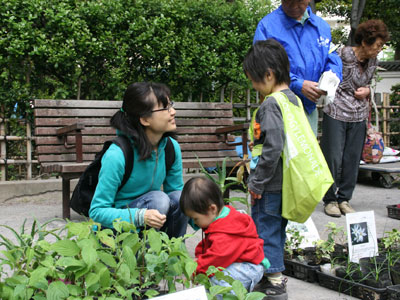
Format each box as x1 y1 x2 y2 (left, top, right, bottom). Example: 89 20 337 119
0 219 265 299
0 0 271 119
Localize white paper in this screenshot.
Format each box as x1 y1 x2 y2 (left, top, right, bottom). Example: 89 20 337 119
346 211 378 263
286 217 320 249
153 286 208 300
317 70 340 106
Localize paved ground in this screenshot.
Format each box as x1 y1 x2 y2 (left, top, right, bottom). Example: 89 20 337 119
0 171 399 299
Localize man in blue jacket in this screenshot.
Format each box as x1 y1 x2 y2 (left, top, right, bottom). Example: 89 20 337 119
253 0 342 135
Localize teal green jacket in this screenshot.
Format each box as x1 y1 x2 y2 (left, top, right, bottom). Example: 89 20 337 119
89 135 183 229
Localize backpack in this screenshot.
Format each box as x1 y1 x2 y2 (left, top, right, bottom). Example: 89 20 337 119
70 136 175 217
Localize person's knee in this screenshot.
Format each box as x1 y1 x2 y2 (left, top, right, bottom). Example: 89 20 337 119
148 191 170 215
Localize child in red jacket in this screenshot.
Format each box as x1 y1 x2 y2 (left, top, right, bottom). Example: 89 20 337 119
180 177 270 292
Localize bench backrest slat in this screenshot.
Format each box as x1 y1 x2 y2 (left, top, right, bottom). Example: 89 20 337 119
33 99 240 170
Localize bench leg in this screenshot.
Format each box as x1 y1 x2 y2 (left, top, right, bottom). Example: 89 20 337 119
62 178 71 219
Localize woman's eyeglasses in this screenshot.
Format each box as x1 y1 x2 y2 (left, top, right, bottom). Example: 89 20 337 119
151 101 175 113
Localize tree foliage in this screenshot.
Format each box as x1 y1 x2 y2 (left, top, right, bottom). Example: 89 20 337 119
0 0 271 118
316 0 399 57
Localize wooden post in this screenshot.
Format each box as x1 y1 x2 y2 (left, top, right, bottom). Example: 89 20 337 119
246 89 251 122
0 117 5 181
383 93 390 146
26 122 32 179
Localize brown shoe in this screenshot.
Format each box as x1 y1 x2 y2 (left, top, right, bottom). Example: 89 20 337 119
324 201 341 217
339 201 355 215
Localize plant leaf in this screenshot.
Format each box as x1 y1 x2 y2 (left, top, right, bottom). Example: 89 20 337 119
51 240 80 256
98 266 111 288
116 263 131 284
28 267 48 287
67 284 83 296
184 260 197 280
47 281 69 300
122 246 137 273
85 272 100 289
231 280 247 299
98 251 118 268
82 243 97 267
245 292 267 300
148 229 162 253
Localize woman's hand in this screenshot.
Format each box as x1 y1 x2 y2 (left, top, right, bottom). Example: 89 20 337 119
144 209 166 229
354 87 370 100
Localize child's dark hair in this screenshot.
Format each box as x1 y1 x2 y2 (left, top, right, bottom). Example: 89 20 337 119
180 177 224 214
243 39 290 85
110 82 176 160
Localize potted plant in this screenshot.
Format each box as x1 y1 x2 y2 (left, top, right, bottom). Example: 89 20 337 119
0 219 198 299
380 228 400 285
198 156 251 212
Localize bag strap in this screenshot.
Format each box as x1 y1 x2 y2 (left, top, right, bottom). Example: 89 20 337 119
164 137 175 172
368 91 380 131
113 136 134 192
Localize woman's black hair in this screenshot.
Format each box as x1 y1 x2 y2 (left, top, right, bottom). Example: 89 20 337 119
110 82 176 160
180 177 224 215
243 39 290 85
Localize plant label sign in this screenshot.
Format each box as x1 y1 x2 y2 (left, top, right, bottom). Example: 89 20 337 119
153 286 208 300
286 217 320 248
346 210 378 263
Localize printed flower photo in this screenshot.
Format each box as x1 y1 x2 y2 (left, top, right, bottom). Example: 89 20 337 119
350 222 369 245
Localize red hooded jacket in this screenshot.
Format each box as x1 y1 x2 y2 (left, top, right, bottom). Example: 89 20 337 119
195 205 265 274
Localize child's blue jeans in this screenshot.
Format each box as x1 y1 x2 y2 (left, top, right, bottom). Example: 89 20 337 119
210 262 264 295
251 191 288 273
128 190 188 238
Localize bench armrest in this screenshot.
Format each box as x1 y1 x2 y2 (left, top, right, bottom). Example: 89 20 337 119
56 123 85 163
216 123 250 156
56 123 85 136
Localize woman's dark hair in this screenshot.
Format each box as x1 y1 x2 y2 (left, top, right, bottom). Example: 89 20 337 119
243 39 290 85
180 177 224 215
110 82 175 160
355 19 389 46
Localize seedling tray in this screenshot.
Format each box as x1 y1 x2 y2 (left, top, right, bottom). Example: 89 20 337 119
387 285 400 300
316 270 388 300
283 259 320 283
387 205 400 220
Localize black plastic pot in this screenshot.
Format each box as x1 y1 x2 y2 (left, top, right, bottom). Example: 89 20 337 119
303 246 330 266
331 244 348 265
359 256 393 288
391 261 400 285
335 262 363 282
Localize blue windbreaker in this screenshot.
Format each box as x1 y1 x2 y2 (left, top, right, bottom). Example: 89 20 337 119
254 6 342 114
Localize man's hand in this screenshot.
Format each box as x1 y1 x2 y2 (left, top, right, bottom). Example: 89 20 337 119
354 87 370 100
248 188 261 206
302 80 327 103
144 209 166 229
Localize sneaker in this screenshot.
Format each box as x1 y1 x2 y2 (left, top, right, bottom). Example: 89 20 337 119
324 201 341 217
262 277 288 300
339 201 355 215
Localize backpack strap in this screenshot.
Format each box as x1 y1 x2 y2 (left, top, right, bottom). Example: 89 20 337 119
112 136 134 191
164 137 175 172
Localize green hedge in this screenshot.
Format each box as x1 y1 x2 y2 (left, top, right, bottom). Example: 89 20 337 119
0 0 272 118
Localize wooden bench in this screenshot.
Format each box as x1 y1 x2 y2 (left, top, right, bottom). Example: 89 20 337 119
33 99 249 219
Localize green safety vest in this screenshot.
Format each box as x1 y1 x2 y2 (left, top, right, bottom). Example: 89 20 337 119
249 92 333 223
